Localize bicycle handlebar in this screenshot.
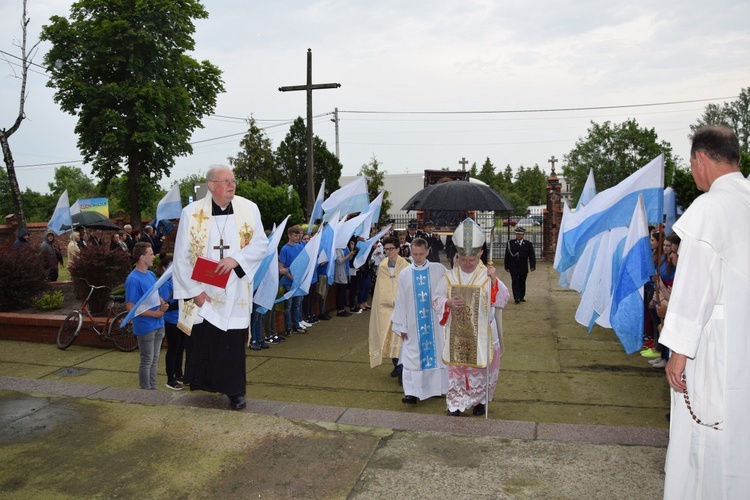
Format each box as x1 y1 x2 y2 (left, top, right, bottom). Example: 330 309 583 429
78 277 111 294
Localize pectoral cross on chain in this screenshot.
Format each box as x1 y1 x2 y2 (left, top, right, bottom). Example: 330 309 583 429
214 239 230 259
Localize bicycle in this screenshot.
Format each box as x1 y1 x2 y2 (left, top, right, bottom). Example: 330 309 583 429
56 278 138 352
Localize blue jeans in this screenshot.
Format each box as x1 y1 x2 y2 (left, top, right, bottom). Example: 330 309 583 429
137 327 165 390
283 287 303 329
251 309 264 345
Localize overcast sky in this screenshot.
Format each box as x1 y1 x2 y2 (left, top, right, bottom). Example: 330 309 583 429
1 0 748 196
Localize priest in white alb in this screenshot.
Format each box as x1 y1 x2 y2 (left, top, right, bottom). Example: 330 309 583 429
660 126 750 499
433 218 510 416
391 237 448 404
173 165 268 411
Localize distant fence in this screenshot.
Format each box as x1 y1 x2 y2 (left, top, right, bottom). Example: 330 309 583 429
388 208 544 262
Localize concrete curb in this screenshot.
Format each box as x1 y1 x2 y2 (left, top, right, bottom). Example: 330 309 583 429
0 375 668 447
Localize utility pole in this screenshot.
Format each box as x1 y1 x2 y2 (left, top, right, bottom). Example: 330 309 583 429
279 49 340 214
330 107 340 158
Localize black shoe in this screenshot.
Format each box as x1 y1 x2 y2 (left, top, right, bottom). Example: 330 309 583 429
473 404 486 416
308 316 320 324
228 395 246 411
283 328 293 337
260 342 269 349
319 313 332 320
520 299 526 302
446 409 462 417
248 342 261 351
515 300 520 304
293 326 308 334
350 307 362 314
337 310 351 317
265 335 284 344
402 395 418 404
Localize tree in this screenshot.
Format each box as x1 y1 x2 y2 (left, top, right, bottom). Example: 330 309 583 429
41 0 224 229
21 188 54 222
228 116 279 184
102 174 160 221
562 119 676 206
275 117 342 214
671 163 702 211
176 172 206 207
0 169 14 218
358 155 392 225
468 162 478 178
235 180 303 230
47 165 97 201
514 164 547 206
476 157 496 187
1 0 40 230
690 88 750 153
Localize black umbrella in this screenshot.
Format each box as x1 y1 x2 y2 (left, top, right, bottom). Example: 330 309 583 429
61 211 121 231
402 181 514 211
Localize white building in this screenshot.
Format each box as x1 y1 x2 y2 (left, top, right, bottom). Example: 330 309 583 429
339 173 425 218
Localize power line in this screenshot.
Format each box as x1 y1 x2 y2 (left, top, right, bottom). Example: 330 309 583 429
0 49 46 69
338 96 735 115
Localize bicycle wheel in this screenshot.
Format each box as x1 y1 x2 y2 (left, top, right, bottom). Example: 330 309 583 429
108 311 139 352
57 311 82 350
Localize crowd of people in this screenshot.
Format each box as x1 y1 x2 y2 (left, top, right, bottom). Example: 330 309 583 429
640 230 681 369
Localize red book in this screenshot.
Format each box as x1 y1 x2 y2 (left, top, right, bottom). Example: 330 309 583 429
191 256 230 289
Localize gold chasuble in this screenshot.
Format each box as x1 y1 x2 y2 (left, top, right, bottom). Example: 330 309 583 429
442 264 493 368
368 256 410 367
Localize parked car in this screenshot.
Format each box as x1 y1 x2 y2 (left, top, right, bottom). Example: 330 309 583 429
516 218 540 227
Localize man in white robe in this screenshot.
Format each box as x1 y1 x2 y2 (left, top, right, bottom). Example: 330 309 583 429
433 218 510 416
391 238 448 404
661 126 750 498
173 165 268 410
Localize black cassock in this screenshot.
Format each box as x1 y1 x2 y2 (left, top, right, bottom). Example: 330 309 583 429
184 200 247 398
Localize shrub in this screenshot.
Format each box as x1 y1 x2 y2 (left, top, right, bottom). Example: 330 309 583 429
69 244 132 314
0 246 50 312
33 290 65 310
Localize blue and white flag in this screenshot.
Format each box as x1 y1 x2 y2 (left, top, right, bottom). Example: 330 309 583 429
556 154 664 273
576 168 597 210
573 227 628 331
253 216 290 313
154 183 182 229
354 191 384 238
321 176 369 221
307 180 326 233
663 187 676 235
334 209 374 250
325 212 343 285
277 228 323 301
353 223 391 269
47 190 72 235
120 265 173 327
610 195 653 354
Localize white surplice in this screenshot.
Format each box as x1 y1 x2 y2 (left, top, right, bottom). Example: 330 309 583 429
391 261 448 400
173 195 268 332
659 173 750 499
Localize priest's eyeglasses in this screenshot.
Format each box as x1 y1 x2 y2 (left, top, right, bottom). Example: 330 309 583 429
210 179 237 186
383 246 397 251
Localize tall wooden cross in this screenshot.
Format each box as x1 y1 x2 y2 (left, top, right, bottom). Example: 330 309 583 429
548 155 558 173
458 157 468 171
279 49 341 214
